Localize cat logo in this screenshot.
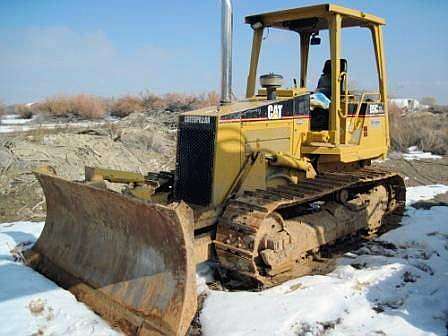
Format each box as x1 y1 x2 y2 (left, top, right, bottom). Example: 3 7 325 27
267 104 283 119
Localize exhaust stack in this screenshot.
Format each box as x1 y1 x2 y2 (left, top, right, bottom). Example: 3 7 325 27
221 0 233 105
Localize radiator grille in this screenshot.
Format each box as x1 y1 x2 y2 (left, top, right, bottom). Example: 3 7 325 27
174 116 217 206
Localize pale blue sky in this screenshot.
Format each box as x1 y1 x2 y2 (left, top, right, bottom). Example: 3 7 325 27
0 0 447 104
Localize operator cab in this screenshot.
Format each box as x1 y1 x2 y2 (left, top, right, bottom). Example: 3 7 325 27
245 4 389 147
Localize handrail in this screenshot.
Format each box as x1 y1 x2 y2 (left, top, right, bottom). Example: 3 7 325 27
339 71 349 118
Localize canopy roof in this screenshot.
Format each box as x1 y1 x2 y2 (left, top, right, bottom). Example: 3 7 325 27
245 4 385 33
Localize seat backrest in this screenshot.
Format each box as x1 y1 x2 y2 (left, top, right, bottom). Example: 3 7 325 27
322 59 348 75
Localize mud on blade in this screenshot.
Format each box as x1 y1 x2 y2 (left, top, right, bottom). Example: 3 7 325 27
26 172 197 336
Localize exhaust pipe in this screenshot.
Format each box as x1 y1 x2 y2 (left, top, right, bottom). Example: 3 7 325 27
220 0 233 105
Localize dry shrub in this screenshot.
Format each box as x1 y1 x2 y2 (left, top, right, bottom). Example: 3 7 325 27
389 103 448 155
429 105 448 114
36 94 106 119
195 91 220 108
0 103 5 118
32 91 220 120
163 93 200 112
15 104 34 119
389 103 407 150
140 91 166 111
35 95 72 117
140 91 220 112
110 96 144 118
71 94 106 119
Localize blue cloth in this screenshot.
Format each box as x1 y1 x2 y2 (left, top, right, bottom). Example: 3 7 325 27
310 92 331 110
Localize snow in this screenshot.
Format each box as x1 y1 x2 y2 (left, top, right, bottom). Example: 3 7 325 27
406 184 448 206
0 221 119 336
199 185 448 336
0 120 113 134
0 114 36 125
0 114 118 134
403 146 442 161
0 185 447 335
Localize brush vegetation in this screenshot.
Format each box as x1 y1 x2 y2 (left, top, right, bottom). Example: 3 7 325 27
32 91 220 119
0 101 5 118
35 94 107 119
110 91 219 118
389 103 448 155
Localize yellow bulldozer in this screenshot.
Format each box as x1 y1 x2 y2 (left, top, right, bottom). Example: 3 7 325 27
25 2 406 335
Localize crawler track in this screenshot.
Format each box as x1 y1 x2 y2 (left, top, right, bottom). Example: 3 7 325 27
215 167 406 287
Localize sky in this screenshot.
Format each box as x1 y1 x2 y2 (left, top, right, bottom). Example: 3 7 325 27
0 0 447 105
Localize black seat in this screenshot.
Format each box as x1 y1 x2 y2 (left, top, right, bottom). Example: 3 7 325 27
310 107 329 131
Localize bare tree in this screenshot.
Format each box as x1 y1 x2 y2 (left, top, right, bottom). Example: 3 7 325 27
420 96 437 106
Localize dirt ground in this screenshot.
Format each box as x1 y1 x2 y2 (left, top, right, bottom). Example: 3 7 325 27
375 154 448 204
0 112 447 223
0 112 177 222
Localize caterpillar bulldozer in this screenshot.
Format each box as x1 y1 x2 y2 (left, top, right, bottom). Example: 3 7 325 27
25 2 406 335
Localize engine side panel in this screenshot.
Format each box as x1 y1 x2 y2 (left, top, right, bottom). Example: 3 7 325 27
212 94 310 205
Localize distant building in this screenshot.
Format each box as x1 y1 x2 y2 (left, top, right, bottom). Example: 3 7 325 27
389 98 422 113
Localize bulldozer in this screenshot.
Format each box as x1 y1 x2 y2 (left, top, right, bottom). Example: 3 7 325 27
25 2 406 335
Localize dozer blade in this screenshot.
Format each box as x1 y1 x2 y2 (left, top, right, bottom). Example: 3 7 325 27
26 172 197 336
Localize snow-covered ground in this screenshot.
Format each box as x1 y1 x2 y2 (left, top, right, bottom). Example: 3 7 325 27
199 185 448 336
0 222 120 335
0 114 36 125
403 146 443 161
0 120 112 134
1 185 447 335
0 114 118 134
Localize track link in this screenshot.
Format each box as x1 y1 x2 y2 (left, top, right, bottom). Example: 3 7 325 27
215 167 406 287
